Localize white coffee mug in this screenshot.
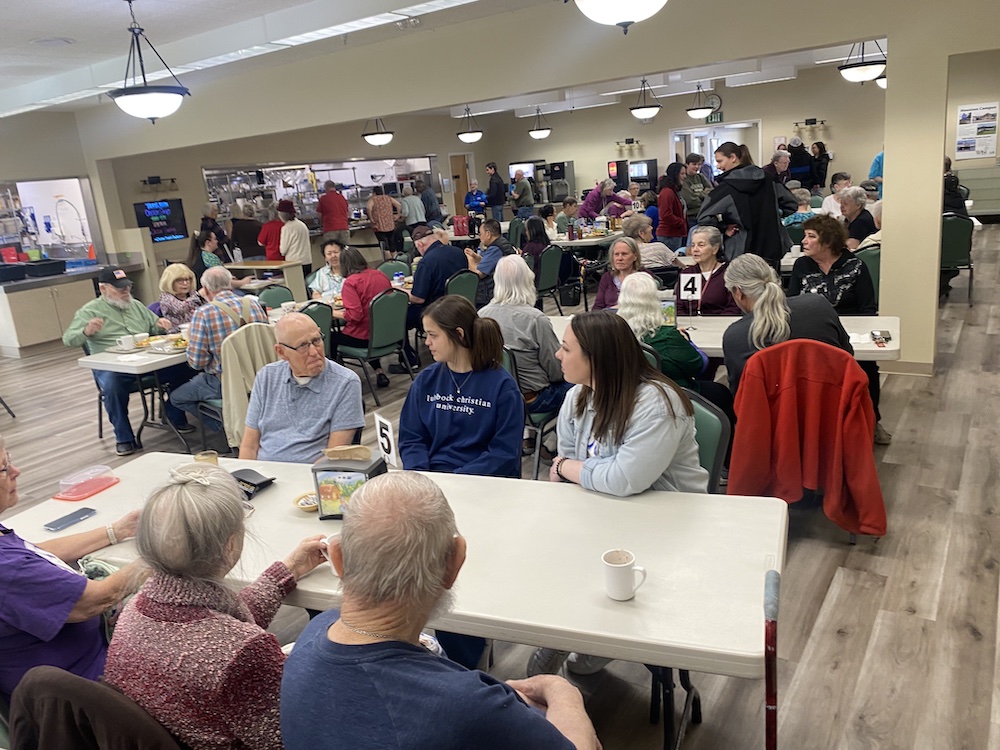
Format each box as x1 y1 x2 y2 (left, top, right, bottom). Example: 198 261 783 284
603 549 647 601
790 244 802 255
115 334 135 350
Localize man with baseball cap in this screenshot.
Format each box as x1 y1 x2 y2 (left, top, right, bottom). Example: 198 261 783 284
277 199 313 276
63 266 196 456
390 225 466 373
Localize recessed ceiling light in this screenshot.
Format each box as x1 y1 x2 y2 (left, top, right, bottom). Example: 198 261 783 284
30 37 76 47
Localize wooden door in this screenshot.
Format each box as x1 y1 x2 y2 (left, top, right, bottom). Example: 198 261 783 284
450 154 469 217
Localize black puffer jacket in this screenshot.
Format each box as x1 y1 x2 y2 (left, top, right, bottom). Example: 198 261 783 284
696 165 797 263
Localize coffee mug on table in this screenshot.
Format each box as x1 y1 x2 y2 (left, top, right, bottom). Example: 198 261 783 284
603 548 647 601
115 334 135 350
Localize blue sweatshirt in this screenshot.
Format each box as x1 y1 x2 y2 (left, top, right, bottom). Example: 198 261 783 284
399 362 524 478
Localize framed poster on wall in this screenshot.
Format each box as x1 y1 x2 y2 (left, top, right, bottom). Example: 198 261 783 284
955 102 998 160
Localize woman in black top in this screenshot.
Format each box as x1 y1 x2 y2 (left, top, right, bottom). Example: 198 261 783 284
228 204 264 260
787 214 889 443
811 142 831 192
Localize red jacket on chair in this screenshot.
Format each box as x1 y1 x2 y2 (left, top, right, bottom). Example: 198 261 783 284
728 340 887 536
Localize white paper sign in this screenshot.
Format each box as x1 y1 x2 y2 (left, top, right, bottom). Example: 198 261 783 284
956 101 998 160
679 273 703 301
373 412 399 468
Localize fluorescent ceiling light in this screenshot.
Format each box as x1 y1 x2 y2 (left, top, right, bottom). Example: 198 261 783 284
396 0 479 15
275 13 406 46
185 44 289 71
37 88 108 106
725 67 797 87
513 96 619 117
0 104 47 118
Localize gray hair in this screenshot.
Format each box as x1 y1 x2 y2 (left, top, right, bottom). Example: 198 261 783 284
202 202 217 217
838 186 868 209
690 225 723 249
870 199 882 227
621 213 653 240
267 203 278 221
202 266 233 293
724 255 790 350
137 463 245 581
771 150 790 163
490 255 536 307
242 204 256 219
599 178 617 193
278 211 294 222
617 273 664 341
340 472 457 610
402 185 414 196
606 236 642 276
791 188 812 206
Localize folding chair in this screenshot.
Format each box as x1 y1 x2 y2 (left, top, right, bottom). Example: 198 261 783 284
940 213 974 306
502 346 558 480
377 260 410 280
257 285 294 310
535 245 564 314
339 289 413 407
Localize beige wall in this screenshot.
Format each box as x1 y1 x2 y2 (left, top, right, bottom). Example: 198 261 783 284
946 49 1000 172
0 112 86 180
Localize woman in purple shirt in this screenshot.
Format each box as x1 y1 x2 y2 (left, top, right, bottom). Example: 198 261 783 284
0 434 143 702
578 179 633 220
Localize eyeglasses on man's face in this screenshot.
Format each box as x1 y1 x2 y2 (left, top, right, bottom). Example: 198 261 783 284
280 332 325 352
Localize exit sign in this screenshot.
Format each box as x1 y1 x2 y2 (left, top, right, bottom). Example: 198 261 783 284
706 111 724 124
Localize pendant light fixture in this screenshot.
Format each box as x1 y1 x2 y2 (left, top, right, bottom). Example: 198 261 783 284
528 108 552 140
457 106 483 143
106 0 190 123
569 0 669 34
685 84 719 119
361 117 394 146
629 77 662 120
875 74 887 90
837 40 887 83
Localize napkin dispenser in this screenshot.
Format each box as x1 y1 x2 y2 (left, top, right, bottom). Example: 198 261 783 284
312 445 387 520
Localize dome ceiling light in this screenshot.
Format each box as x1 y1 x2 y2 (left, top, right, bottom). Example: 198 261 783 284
686 84 721 119
106 0 191 123
838 40 887 83
457 106 483 143
528 107 552 139
567 0 669 34
629 77 662 120
361 117 394 146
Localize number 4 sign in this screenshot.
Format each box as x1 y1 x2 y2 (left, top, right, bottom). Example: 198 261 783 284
373 412 399 468
679 273 703 301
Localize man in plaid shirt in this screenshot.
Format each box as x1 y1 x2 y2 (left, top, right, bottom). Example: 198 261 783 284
169 267 267 430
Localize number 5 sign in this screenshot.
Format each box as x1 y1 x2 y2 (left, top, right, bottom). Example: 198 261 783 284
373 412 399 467
679 273 703 301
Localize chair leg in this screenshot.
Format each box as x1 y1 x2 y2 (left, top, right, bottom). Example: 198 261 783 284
552 289 563 315
969 266 974 307
0 396 12 418
532 426 544 480
398 346 416 381
358 360 381 408
98 394 104 439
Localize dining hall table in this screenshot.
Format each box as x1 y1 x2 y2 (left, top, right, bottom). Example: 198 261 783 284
8 451 788 750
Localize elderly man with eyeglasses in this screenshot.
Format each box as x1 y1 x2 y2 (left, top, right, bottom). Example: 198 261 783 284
239 313 363 463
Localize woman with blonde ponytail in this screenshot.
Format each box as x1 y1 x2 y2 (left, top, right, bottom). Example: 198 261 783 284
722 254 851 393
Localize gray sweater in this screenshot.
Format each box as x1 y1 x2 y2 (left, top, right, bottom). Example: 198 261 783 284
479 303 562 393
557 383 709 497
722 293 853 394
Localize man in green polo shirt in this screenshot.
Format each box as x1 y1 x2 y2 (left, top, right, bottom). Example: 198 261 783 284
63 266 195 456
510 169 535 219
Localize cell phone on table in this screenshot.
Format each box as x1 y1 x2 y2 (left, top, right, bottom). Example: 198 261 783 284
43 507 97 532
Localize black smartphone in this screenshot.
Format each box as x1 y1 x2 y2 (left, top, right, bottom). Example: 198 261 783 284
43 507 97 532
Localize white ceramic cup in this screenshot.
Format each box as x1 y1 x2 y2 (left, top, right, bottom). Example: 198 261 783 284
603 549 647 601
790 244 802 255
115 334 135 350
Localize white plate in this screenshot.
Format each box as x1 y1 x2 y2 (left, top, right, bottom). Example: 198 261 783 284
104 345 138 353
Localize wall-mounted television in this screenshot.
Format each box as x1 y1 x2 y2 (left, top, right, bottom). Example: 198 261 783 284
628 162 648 179
133 199 188 243
508 163 535 181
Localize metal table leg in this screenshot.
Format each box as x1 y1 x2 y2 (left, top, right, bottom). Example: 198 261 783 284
648 666 702 750
137 370 191 453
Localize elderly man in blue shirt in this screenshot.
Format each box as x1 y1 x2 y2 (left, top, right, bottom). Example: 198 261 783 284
239 312 364 463
463 180 487 214
465 219 514 308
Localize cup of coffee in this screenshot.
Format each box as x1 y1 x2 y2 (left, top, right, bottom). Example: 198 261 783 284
115 334 135 350
320 533 340 576
602 549 647 601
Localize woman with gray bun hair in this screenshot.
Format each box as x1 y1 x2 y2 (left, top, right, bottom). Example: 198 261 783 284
103 463 327 750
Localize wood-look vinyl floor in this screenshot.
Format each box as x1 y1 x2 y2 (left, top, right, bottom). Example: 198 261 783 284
1 227 997 749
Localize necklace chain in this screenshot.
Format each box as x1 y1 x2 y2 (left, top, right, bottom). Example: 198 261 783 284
448 368 474 395
340 619 395 640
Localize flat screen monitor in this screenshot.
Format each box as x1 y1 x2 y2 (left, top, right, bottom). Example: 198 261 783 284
383 182 399 195
508 163 535 181
628 162 648 179
133 199 188 243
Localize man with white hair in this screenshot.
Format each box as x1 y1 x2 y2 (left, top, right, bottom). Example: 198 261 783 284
463 179 487 214
280 472 600 750
63 266 195 455
240 313 363 463
510 169 534 219
169 266 267 430
762 150 791 185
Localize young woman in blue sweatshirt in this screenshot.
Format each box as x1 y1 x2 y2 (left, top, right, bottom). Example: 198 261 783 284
399 294 524 479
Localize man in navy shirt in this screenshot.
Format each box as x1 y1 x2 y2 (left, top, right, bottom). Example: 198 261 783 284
280 472 599 750
391 224 466 373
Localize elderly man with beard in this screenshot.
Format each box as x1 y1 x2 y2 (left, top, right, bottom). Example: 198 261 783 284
280 471 600 750
63 266 195 456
